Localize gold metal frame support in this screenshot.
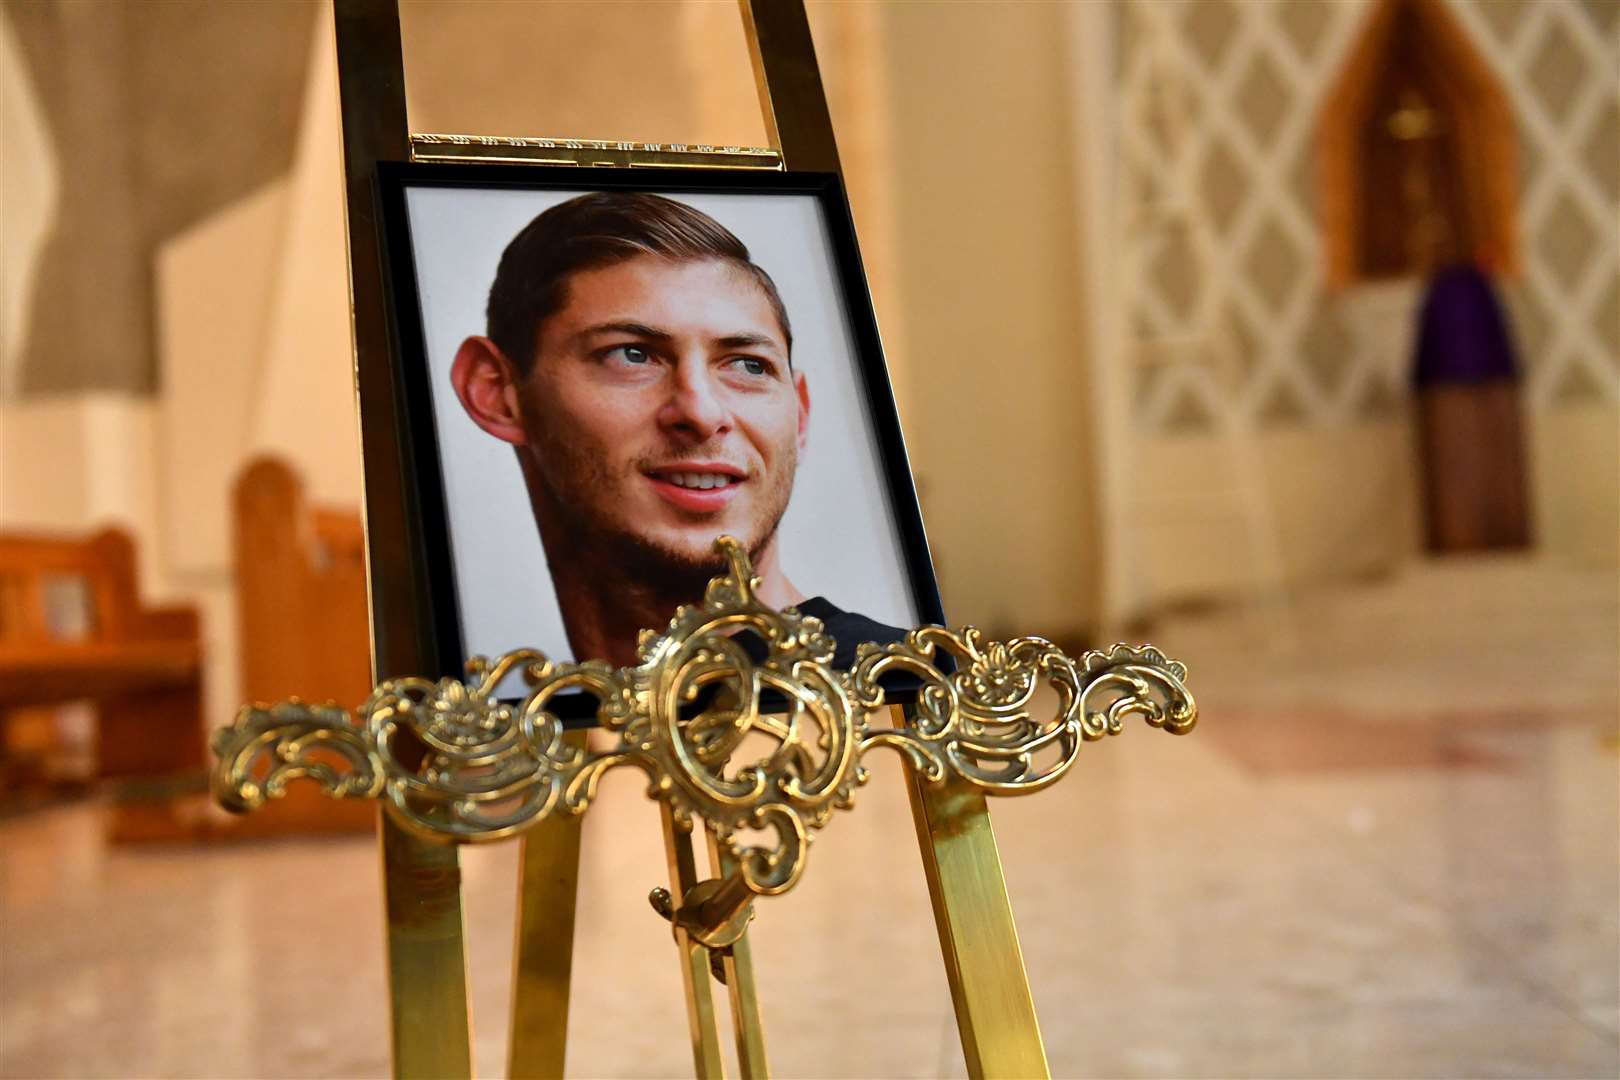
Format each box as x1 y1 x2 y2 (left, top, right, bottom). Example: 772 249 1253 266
507 737 586 1078
904 706 1049 1078
332 2 473 1075
333 4 432 673
662 805 727 1077
706 835 770 1077
380 820 474 1079
740 0 841 174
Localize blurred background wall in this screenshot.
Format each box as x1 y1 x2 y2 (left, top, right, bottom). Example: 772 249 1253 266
0 0 1614 728
1095 0 1618 625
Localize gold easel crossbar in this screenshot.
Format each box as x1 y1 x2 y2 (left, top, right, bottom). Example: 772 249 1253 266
409 133 783 170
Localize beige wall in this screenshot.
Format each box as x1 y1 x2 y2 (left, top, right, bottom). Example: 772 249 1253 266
1133 419 1423 605
1529 402 1620 567
0 396 158 553
399 1 760 145
153 8 362 717
156 180 290 578
877 2 1097 640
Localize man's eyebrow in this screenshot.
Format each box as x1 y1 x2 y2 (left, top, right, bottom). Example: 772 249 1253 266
576 321 674 343
715 332 784 352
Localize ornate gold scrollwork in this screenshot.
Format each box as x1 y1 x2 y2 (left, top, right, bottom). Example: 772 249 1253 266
212 537 1196 943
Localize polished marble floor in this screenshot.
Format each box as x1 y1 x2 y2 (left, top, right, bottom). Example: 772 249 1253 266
2 555 1615 1078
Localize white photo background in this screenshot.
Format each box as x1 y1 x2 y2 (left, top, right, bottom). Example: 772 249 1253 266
403 184 921 669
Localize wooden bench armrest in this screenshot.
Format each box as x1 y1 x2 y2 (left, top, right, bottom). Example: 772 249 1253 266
0 640 202 707
133 605 201 641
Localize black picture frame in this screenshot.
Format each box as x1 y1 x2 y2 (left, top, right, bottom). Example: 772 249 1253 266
373 162 944 719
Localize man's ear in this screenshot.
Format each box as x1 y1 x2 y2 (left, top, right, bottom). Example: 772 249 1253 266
451 336 528 445
794 369 811 453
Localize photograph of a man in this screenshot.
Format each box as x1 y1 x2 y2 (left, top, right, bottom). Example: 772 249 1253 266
444 191 909 669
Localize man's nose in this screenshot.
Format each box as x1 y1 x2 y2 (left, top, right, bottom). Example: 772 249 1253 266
658 359 731 442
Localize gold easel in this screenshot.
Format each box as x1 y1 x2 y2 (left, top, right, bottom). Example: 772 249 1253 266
322 3 1154 1076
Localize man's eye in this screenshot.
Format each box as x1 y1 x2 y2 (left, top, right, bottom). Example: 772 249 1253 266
728 356 771 377
609 345 653 366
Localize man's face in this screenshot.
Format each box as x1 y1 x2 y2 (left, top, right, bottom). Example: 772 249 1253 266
515 255 808 573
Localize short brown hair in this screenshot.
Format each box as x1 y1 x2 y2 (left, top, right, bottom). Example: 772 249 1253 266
486 192 793 373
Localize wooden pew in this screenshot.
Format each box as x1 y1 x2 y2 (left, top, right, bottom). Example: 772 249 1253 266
0 528 205 815
223 457 375 834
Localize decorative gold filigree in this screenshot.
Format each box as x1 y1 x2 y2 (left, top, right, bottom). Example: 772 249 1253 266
212 537 1196 940
212 700 383 811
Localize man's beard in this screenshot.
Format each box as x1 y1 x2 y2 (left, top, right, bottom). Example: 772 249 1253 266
600 511 786 602
528 442 796 603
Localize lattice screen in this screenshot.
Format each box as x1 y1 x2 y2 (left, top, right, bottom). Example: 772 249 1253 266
1454 0 1620 408
1115 0 1619 437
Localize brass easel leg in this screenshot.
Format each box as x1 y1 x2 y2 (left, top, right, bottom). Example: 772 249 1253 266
902 711 1050 1079
331 3 467 1068
507 782 585 1078
381 813 474 1079
662 805 727 1077
705 834 770 1078
738 0 840 173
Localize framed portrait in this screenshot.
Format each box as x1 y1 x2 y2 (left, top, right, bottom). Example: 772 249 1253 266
374 163 942 713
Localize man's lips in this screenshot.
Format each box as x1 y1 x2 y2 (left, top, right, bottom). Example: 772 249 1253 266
642 463 747 514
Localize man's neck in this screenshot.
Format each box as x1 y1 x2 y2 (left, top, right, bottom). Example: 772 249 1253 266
541 529 805 669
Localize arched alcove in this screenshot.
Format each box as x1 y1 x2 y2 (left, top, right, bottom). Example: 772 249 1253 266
1319 0 1518 287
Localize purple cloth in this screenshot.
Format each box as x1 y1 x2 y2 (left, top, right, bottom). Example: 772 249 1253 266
1412 264 1521 385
